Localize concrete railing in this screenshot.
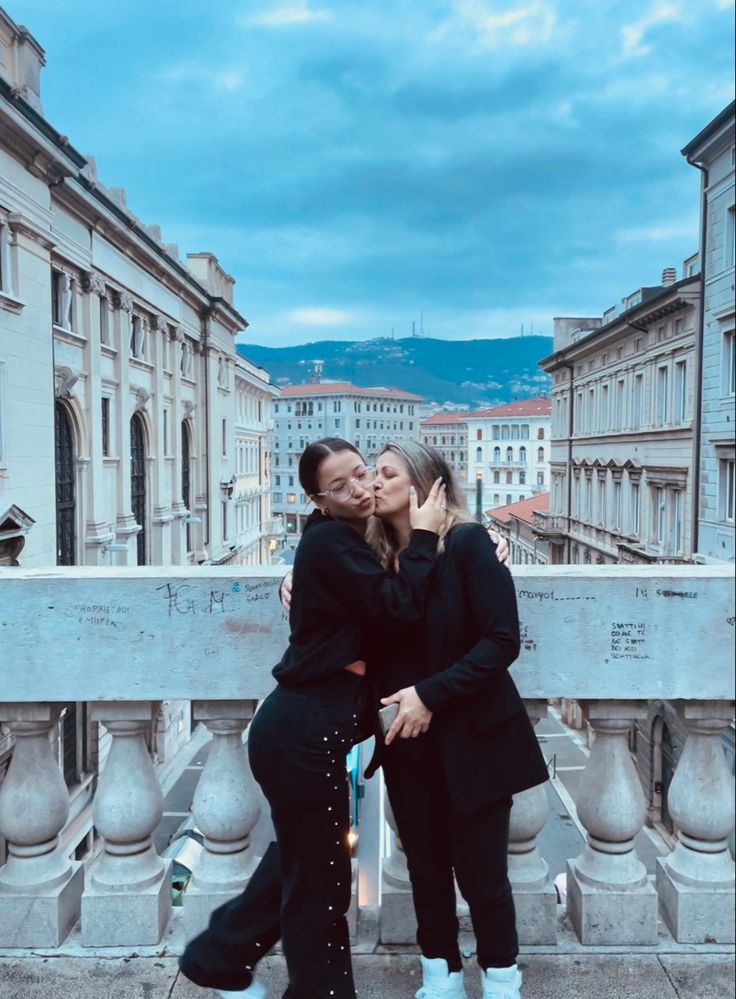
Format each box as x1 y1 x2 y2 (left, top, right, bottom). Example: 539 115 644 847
0 565 733 952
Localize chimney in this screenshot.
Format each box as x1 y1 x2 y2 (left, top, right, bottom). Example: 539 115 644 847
662 267 677 287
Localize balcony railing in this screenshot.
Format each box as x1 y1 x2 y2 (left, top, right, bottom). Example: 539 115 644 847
0 565 733 953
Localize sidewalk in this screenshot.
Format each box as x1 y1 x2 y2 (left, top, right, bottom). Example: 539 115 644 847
0 951 732 999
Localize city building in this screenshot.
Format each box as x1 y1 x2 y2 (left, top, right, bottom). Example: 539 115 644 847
487 492 550 564
535 264 700 565
271 381 421 535
682 102 735 563
419 411 468 485
0 9 278 857
465 398 551 517
232 356 280 565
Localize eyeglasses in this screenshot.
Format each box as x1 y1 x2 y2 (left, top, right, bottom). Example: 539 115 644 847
317 467 376 501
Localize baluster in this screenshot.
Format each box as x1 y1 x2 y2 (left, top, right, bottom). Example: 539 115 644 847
508 700 556 943
0 703 83 946
566 700 657 944
184 700 261 939
81 702 171 946
380 788 416 944
657 700 735 943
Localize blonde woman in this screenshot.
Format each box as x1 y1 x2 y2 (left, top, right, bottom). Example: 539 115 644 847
365 441 548 999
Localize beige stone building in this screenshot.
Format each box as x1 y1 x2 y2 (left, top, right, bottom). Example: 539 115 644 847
535 265 700 565
487 493 550 565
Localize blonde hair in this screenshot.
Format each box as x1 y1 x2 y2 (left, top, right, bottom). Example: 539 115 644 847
366 440 471 567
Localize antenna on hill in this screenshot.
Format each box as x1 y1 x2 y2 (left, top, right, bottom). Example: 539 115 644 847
420 309 424 336
412 321 416 337
530 320 534 335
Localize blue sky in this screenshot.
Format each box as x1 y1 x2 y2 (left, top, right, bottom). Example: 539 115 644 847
11 0 735 346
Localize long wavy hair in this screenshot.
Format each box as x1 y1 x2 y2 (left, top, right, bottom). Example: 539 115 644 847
367 440 471 567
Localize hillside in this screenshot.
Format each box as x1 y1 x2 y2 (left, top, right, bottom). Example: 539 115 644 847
237 336 552 408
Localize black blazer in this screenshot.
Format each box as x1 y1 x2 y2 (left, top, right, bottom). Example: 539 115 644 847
369 522 548 815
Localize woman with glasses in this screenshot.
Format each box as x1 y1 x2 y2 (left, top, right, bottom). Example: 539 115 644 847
180 437 447 999
365 440 548 999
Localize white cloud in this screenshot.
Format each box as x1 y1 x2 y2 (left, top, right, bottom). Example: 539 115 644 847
621 2 684 58
288 307 354 326
240 3 332 28
615 218 698 245
434 0 558 49
158 63 245 92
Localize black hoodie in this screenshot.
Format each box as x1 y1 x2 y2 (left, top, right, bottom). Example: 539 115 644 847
273 511 438 686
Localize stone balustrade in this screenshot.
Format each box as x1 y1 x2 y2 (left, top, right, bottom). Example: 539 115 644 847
0 564 733 952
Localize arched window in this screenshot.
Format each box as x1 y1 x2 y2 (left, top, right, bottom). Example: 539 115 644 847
493 446 501 463
506 446 514 463
537 446 545 462
537 427 545 439
475 446 483 462
55 401 76 565
519 446 527 463
130 414 147 565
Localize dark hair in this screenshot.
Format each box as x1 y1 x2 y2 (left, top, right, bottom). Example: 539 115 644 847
298 437 364 496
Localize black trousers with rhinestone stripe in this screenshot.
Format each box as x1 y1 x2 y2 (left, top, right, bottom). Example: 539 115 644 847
180 673 366 999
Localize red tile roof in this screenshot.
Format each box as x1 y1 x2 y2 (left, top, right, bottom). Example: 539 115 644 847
420 412 469 426
279 381 422 401
486 492 549 525
468 397 551 419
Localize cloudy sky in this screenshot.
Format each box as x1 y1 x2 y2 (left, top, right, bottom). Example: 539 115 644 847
12 0 735 346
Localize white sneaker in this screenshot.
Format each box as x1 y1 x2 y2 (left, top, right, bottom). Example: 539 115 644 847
415 955 467 999
215 980 267 999
480 963 522 999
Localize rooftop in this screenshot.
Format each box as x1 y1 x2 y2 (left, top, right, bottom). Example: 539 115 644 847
468 397 551 420
278 381 422 401
487 492 550 525
420 412 469 426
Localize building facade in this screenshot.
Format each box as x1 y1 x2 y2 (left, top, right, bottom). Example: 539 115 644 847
271 381 421 535
682 103 736 563
232 357 280 565
487 493 550 564
0 9 278 859
535 266 700 565
419 412 468 485
465 398 551 517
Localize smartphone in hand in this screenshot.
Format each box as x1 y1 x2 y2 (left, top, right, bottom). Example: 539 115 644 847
378 702 399 737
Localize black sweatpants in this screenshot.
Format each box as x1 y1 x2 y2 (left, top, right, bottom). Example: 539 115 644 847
180 673 366 998
382 731 518 971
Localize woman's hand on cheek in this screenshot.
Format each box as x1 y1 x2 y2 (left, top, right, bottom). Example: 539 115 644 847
409 478 447 534
381 686 433 745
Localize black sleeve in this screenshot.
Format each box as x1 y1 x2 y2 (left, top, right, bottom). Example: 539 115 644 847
414 525 520 712
321 524 438 635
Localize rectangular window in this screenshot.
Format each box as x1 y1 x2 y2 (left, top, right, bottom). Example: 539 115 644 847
599 383 609 432
585 476 592 522
163 409 169 456
719 459 735 523
613 480 622 531
656 366 669 426
724 331 735 397
633 373 644 428
101 398 110 456
222 418 227 456
505 494 512 505
674 360 687 424
222 501 228 541
630 482 640 536
654 487 666 546
537 471 545 486
597 477 606 525
574 475 581 518
99 297 109 345
673 490 684 554
287 493 297 504
726 204 735 269
615 378 626 430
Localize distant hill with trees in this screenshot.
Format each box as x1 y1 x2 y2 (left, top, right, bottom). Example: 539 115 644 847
237 335 552 408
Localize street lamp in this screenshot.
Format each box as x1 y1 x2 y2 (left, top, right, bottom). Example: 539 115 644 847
475 472 484 524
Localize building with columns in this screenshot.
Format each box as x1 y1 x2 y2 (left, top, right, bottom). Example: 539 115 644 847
271 380 421 536
0 10 278 571
465 398 551 517
682 102 735 564
534 264 700 565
